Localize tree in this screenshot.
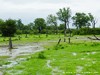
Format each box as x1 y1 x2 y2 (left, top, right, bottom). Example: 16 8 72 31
88 13 99 40
34 18 46 33
0 19 17 37
16 19 24 30
0 19 4 33
58 24 64 30
57 7 71 37
47 14 58 34
88 13 97 29
72 13 90 29
27 22 34 30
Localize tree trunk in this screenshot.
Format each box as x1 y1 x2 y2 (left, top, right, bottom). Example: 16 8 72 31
9 37 13 49
68 37 70 43
67 21 71 37
57 38 61 45
25 34 28 38
64 21 67 42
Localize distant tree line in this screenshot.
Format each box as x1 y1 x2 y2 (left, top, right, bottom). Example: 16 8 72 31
0 7 99 37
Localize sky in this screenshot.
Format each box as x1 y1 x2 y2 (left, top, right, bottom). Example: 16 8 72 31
0 0 100 27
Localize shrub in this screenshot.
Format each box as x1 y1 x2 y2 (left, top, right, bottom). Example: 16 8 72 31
38 51 46 59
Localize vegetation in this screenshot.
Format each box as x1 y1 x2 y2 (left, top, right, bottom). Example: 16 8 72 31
0 6 100 75
57 7 71 37
3 36 100 75
47 14 58 34
0 19 16 37
0 7 99 36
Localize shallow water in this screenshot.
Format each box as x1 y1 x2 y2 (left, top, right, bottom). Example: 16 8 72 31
0 45 43 58
0 44 43 74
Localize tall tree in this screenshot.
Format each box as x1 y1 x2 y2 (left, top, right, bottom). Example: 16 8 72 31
1 19 17 37
47 14 58 34
57 7 71 37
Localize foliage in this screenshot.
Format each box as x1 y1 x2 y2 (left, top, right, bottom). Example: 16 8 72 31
47 14 58 34
16 19 24 30
0 19 17 37
16 30 22 35
38 51 46 59
34 18 46 33
57 7 71 37
73 28 100 35
72 12 90 29
4 41 100 75
0 19 4 33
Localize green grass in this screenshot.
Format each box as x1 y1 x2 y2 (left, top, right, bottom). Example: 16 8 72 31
4 41 100 75
0 56 10 66
0 34 62 45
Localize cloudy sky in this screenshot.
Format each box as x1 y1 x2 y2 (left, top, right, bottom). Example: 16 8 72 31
0 0 100 27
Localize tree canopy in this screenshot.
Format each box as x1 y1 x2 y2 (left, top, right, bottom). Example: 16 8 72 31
57 7 71 37
34 18 46 33
0 19 17 37
72 13 90 29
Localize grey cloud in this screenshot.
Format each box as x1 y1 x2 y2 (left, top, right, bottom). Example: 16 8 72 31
0 0 100 27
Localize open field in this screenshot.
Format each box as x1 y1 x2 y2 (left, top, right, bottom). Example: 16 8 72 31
0 34 100 75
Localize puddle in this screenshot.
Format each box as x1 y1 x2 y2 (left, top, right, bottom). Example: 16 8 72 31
76 66 83 75
86 52 97 55
7 70 23 75
0 45 43 59
0 44 43 74
86 53 90 55
47 60 64 75
47 60 52 68
80 58 85 60
92 61 96 64
72 52 77 56
91 52 96 54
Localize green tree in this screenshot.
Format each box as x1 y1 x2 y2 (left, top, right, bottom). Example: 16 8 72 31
16 19 24 30
1 19 17 37
57 7 71 37
34 18 46 33
57 7 71 43
88 13 99 39
72 13 90 29
0 19 4 33
58 24 64 30
88 13 97 28
47 14 58 34
27 22 34 30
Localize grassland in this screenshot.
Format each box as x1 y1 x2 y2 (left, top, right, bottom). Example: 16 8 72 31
0 34 100 75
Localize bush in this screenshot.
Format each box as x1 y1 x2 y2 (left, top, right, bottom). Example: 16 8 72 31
16 30 22 35
72 28 100 35
38 51 46 59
